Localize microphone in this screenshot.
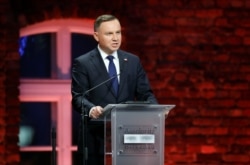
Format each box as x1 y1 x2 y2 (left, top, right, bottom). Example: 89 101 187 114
81 73 120 117
83 73 120 96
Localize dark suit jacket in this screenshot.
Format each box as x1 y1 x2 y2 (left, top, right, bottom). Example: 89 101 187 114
71 48 157 154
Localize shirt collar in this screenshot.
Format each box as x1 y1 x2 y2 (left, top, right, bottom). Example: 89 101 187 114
98 45 118 60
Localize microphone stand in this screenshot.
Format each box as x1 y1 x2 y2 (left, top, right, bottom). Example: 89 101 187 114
81 104 88 165
51 127 56 165
81 74 120 165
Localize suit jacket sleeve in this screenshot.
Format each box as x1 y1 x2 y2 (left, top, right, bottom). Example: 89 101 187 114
134 57 158 104
71 57 95 114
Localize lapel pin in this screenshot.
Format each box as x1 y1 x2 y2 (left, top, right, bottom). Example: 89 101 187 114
124 58 128 61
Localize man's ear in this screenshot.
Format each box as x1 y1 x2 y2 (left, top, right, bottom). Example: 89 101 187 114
93 32 99 42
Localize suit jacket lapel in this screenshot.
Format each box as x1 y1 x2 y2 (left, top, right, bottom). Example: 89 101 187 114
90 48 118 97
90 48 108 76
117 51 129 97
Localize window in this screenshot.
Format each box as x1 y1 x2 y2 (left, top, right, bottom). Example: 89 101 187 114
19 19 97 165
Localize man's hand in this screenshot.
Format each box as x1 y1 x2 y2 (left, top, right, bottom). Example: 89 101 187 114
89 106 104 119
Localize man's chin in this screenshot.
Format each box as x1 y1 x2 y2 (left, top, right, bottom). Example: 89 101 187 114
110 47 119 53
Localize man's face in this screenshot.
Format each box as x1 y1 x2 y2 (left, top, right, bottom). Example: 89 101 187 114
94 19 122 55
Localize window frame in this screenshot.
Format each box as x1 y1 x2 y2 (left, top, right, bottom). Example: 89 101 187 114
19 19 94 165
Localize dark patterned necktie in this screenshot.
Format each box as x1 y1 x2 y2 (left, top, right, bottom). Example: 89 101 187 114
107 56 119 96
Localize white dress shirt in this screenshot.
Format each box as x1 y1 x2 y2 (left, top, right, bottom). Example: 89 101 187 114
97 45 120 82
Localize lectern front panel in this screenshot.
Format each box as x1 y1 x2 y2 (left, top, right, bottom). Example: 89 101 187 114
102 104 175 165
111 106 165 165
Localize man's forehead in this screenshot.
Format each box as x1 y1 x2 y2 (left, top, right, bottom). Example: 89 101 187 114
98 22 121 32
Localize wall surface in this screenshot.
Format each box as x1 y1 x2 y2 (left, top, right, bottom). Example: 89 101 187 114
0 0 20 164
0 0 250 164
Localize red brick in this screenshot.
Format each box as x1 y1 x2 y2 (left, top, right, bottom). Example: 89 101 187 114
230 0 244 7
242 109 250 117
223 154 250 163
165 144 186 153
201 0 215 7
212 35 226 45
240 64 250 72
167 153 197 163
186 127 214 135
243 37 250 45
176 18 200 27
216 0 231 7
208 100 235 109
224 83 249 90
226 36 243 45
207 136 235 146
230 127 250 135
224 118 250 126
197 82 216 90
215 54 230 62
197 153 222 162
169 9 195 17
246 1 250 8
161 18 176 27
6 154 20 163
237 100 250 108
214 127 228 135
230 109 243 117
235 28 249 36
215 18 231 27
236 137 250 144
174 71 188 82
201 145 217 154
196 9 223 18
193 118 221 126
147 0 158 6
186 144 201 153
232 19 250 28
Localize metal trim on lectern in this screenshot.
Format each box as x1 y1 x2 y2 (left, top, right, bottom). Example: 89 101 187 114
100 104 175 165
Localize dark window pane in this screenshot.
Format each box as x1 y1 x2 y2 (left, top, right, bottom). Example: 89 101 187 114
19 33 53 78
20 152 51 165
72 151 80 165
71 33 97 60
19 102 52 146
72 109 81 145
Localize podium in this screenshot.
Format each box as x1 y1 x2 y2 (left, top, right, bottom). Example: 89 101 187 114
100 103 175 165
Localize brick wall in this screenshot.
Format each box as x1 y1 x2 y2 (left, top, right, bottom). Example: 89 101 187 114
0 0 20 164
1 0 250 164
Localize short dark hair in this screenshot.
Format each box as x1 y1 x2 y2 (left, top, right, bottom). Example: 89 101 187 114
94 14 118 32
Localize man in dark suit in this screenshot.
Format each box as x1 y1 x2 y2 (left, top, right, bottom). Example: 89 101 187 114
71 14 158 165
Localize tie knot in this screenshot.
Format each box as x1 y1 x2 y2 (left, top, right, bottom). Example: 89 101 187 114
107 55 114 61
